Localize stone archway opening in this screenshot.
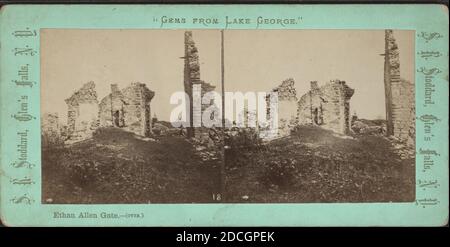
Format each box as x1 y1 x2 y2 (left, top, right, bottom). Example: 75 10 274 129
113 110 121 127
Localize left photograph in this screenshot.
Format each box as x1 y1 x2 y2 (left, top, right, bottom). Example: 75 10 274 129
41 29 224 204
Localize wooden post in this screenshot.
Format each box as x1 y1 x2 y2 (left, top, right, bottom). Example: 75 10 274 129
221 30 225 128
219 29 226 202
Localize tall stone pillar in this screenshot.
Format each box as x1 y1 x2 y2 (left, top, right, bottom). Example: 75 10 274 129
183 31 215 137
383 29 400 136
184 31 199 138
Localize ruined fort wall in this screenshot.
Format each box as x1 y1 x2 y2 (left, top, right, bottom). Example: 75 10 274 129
65 81 155 142
259 78 298 140
193 82 216 139
277 100 298 135
384 30 415 144
384 30 399 136
391 79 415 143
99 85 125 128
98 96 113 127
66 105 77 134
297 92 313 126
42 113 61 148
65 81 99 139
297 80 353 134
122 84 144 135
184 31 216 137
137 83 154 136
184 31 196 136
271 78 298 137
98 83 154 137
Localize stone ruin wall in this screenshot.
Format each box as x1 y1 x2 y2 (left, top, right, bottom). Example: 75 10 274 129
98 82 155 137
384 30 415 145
98 87 118 128
297 80 354 135
63 81 154 143
64 81 99 140
41 113 62 148
264 78 298 138
391 79 415 144
184 31 216 139
116 83 154 137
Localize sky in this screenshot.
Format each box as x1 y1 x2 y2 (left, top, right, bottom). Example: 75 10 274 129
41 29 414 122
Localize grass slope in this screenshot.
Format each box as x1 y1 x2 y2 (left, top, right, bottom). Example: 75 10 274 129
43 126 414 204
42 127 219 203
224 126 415 203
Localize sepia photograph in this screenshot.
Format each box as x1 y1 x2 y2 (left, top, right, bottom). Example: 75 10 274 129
41 29 415 204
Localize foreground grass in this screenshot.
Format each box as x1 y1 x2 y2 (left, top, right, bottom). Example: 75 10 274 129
43 126 415 204
224 126 415 203
42 127 220 203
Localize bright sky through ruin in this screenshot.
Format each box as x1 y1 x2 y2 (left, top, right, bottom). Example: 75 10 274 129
41 29 414 122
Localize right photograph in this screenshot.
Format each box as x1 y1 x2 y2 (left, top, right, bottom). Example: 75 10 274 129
221 29 415 203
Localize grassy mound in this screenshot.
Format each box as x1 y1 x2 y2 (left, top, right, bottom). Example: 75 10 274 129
42 127 220 203
224 126 415 203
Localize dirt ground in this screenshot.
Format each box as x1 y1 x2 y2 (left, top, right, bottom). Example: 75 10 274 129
42 127 220 203
224 126 415 203
42 126 415 204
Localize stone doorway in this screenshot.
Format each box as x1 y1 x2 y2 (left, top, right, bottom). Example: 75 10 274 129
113 110 121 127
313 106 323 125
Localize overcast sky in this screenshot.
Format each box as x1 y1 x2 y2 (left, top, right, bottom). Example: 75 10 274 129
41 29 414 122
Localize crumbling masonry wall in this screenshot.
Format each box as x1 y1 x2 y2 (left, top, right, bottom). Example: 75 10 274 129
391 79 415 144
41 113 62 148
384 30 415 144
98 82 155 137
99 84 124 128
265 78 298 138
297 80 354 134
64 81 154 143
184 31 216 138
65 81 99 140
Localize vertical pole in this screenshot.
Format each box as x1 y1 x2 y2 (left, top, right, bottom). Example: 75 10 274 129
220 29 225 202
221 30 225 127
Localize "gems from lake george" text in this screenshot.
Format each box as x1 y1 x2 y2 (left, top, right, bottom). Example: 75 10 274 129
160 15 301 28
